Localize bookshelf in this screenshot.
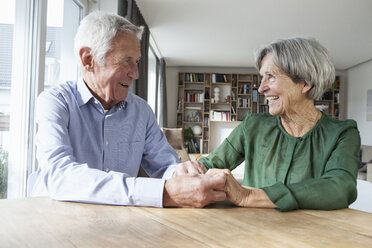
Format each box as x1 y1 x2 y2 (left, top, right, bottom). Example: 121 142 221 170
177 72 267 154
314 75 341 119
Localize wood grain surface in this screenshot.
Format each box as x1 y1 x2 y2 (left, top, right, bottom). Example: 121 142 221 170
0 197 371 247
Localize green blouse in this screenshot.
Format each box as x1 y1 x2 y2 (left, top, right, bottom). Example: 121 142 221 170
199 113 361 211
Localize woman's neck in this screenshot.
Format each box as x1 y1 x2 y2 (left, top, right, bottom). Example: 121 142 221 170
280 100 322 137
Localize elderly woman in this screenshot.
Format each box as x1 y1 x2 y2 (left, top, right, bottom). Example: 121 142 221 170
200 37 361 211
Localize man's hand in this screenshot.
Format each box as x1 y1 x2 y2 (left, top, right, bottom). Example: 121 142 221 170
173 160 207 176
163 174 227 208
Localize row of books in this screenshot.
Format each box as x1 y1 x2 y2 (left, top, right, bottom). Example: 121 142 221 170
184 73 204 82
187 138 202 154
212 73 229 83
238 97 251 108
259 105 269 112
184 92 204 103
238 83 251 94
210 111 230 121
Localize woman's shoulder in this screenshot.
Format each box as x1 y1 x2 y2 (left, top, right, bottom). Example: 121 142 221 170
243 112 277 124
241 112 278 132
321 114 358 130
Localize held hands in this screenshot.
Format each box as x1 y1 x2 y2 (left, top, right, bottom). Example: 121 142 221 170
163 173 227 208
163 161 226 208
206 168 277 209
206 168 249 206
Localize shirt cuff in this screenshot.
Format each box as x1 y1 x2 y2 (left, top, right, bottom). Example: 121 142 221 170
131 177 166 208
162 163 177 179
262 182 299 212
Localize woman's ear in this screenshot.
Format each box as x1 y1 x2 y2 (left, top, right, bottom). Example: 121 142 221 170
302 83 313 94
79 47 94 72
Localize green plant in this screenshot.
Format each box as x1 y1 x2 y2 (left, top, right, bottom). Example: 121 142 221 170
0 146 8 199
183 127 194 143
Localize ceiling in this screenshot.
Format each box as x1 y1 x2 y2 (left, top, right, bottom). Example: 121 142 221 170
136 0 372 70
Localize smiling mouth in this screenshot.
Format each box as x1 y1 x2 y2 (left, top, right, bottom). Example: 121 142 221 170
266 96 279 102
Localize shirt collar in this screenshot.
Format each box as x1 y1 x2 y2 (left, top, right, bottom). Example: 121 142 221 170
77 77 94 107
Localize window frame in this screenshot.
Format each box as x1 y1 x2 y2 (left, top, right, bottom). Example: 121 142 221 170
6 0 87 198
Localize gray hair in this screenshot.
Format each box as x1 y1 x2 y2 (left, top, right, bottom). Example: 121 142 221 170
74 11 143 66
255 37 335 100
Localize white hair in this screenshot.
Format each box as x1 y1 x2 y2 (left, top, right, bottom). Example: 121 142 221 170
255 37 335 100
74 11 143 66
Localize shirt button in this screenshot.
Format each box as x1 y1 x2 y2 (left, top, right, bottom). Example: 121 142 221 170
106 141 109 145
105 168 109 172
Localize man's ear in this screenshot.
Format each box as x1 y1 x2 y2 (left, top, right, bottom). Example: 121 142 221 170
302 82 313 94
79 47 94 72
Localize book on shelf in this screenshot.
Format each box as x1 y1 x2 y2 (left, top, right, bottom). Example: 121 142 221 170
252 90 258 102
231 91 236 100
177 114 182 126
210 110 230 121
231 105 236 114
204 116 209 127
238 97 251 108
211 73 228 83
185 73 204 82
239 83 251 94
184 92 204 103
177 98 182 112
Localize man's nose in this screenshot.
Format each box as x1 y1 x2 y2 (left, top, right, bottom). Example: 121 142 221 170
128 64 139 79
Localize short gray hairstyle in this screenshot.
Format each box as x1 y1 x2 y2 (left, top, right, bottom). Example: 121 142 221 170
255 37 335 100
74 11 143 66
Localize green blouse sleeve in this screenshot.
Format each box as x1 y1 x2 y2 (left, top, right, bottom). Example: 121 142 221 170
263 126 361 212
199 122 245 171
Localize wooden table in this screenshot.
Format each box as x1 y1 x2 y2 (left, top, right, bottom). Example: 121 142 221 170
1 197 372 247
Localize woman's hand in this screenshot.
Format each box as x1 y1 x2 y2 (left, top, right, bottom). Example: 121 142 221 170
206 168 277 208
206 168 249 206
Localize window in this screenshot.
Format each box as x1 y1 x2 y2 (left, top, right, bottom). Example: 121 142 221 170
0 0 85 199
147 47 158 114
0 0 15 199
45 0 81 88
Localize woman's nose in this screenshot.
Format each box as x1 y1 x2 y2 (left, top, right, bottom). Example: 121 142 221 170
258 79 267 94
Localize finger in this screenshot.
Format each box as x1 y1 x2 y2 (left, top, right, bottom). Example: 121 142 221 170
196 162 207 174
185 163 200 175
206 168 222 175
206 173 227 191
173 164 188 176
208 190 227 202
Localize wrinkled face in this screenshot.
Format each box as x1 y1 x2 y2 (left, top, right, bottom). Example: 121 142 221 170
258 54 306 117
92 32 141 108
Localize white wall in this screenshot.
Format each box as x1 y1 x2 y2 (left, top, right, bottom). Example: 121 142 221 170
88 0 118 13
347 60 372 146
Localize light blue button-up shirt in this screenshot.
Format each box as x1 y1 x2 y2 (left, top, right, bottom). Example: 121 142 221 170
29 79 179 207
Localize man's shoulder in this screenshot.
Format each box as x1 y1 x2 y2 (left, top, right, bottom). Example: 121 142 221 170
126 92 151 109
40 81 76 100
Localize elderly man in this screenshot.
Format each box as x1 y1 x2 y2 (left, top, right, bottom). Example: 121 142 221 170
29 11 226 208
